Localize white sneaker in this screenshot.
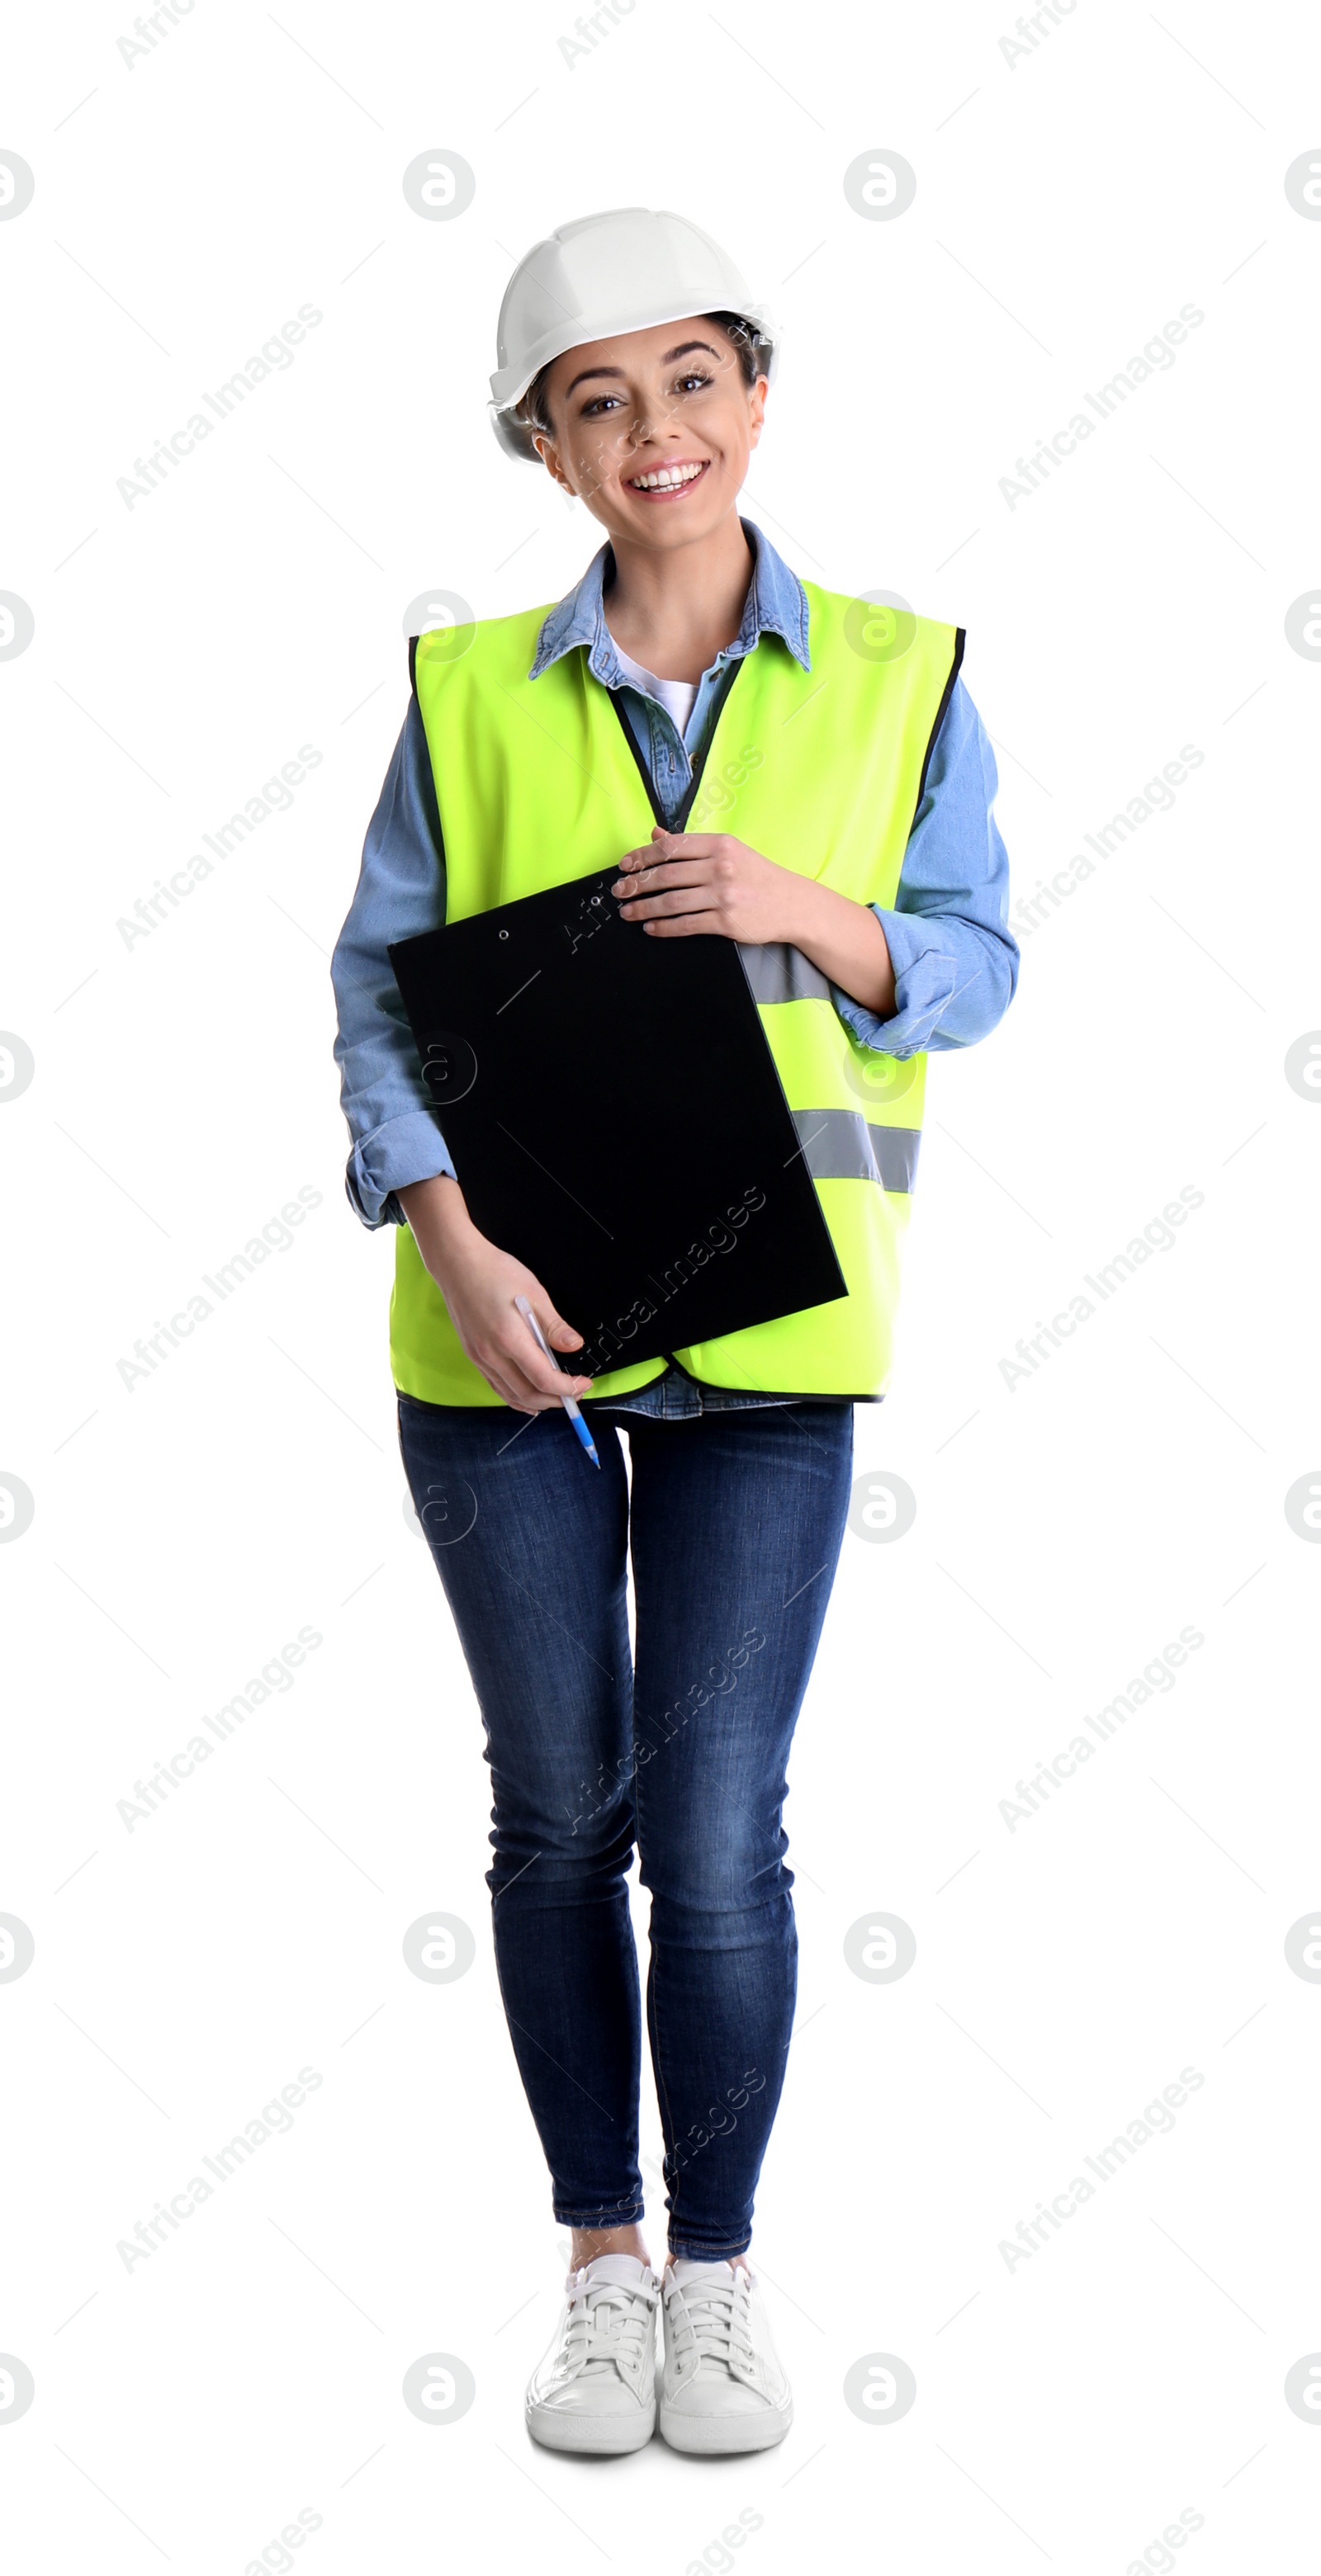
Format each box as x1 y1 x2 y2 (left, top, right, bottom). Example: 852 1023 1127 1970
659 2260 793 2454
525 2254 660 2454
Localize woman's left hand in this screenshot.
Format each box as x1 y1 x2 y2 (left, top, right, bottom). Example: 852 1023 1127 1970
613 823 899 1017
612 828 800 944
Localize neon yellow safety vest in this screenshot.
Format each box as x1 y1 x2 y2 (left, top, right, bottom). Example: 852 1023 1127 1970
391 584 964 1406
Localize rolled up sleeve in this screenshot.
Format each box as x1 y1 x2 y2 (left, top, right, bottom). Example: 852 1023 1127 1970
330 699 455 1230
831 674 1020 1058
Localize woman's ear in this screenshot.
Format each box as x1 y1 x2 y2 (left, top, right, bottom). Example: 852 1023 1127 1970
533 432 576 499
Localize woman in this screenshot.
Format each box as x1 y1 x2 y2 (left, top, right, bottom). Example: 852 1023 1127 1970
331 206 1017 2457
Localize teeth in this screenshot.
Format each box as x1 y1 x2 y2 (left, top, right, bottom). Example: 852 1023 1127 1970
628 462 705 490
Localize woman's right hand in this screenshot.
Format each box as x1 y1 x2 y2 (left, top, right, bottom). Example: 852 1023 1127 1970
396 1174 593 1412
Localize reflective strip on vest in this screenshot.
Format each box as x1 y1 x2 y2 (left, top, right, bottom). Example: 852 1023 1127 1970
738 942 833 1007
391 582 964 1405
793 1108 920 1194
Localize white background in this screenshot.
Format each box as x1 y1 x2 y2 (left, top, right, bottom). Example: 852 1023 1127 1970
3 1 1320 2568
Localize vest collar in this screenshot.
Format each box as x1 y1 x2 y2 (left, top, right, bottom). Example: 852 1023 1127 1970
528 517 812 688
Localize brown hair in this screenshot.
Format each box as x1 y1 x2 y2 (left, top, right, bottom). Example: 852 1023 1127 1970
514 310 768 444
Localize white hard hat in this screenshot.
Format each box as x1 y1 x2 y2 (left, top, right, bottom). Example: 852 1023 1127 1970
489 206 779 461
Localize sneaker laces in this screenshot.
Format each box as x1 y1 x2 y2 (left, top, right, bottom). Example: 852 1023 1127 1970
668 2268 755 2375
554 2270 656 2383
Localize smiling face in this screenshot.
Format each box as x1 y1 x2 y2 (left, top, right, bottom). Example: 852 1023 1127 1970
530 315 767 553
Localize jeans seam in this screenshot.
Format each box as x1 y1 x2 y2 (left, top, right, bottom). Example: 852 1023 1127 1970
635 1761 684 2242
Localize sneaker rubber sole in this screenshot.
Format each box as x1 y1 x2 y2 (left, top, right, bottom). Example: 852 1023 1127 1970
526 2398 657 2455
657 2396 793 2455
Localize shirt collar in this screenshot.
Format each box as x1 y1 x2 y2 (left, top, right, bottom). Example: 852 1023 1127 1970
528 516 812 685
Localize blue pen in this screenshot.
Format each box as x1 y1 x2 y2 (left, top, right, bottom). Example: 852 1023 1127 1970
514 1295 600 1467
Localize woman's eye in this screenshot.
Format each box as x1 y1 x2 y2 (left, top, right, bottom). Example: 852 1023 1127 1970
580 373 711 416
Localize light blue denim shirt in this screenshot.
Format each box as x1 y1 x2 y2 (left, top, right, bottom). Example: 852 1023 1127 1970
330 521 1017 1411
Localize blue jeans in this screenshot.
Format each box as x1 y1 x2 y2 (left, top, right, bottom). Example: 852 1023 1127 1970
396 1392 854 2261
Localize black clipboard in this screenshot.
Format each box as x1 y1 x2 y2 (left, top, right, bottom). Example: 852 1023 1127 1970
388 868 846 1380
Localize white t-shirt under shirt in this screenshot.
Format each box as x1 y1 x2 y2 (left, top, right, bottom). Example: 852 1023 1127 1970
608 636 699 742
